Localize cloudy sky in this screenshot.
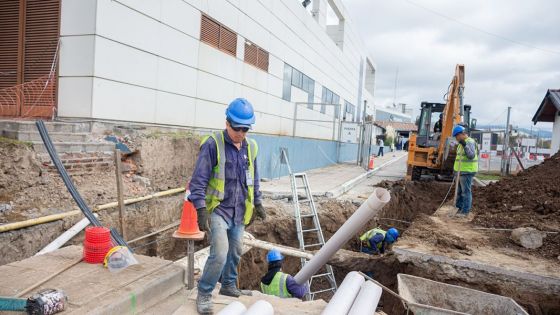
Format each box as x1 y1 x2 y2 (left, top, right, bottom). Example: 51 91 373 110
343 0 560 130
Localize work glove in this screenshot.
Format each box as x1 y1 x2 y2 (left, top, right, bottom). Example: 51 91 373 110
459 139 466 147
255 203 267 220
196 207 209 232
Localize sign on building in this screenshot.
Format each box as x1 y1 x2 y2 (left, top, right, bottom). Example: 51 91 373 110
341 122 359 143
481 133 491 152
521 138 537 147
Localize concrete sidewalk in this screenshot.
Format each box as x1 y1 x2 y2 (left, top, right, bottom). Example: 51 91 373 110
260 151 408 199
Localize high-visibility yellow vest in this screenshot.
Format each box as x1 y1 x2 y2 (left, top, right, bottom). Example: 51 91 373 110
200 131 258 225
359 228 386 250
454 137 478 173
260 272 292 298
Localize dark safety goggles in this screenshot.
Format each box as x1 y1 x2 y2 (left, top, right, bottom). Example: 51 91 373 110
231 125 249 133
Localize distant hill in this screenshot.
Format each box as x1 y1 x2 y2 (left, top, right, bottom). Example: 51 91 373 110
476 125 552 138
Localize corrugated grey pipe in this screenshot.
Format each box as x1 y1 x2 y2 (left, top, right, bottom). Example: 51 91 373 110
294 188 390 284
321 271 364 315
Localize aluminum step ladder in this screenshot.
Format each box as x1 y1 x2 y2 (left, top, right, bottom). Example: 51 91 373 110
281 150 337 300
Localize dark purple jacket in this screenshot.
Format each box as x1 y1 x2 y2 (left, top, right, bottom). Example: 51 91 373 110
189 130 261 225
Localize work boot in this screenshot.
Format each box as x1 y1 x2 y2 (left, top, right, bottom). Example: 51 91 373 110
219 285 253 297
196 293 213 315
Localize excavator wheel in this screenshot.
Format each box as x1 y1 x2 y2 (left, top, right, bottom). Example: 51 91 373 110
411 166 422 181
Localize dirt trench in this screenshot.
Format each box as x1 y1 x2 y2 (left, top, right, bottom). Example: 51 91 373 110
239 180 450 314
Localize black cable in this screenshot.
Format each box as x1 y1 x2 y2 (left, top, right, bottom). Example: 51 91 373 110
35 120 130 250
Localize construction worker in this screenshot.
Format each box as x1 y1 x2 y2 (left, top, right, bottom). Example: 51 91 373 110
190 98 266 314
260 250 308 299
434 114 443 133
359 227 399 255
452 125 478 216
377 138 384 156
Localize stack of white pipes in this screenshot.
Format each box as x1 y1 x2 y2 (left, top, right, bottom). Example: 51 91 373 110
322 271 382 315
216 300 274 315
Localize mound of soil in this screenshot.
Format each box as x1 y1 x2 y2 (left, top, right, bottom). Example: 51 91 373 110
472 152 560 259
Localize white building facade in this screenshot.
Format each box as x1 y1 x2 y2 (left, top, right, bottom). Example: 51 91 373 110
57 0 377 141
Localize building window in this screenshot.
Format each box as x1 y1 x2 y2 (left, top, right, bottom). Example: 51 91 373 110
282 64 292 101
344 100 356 121
321 86 339 114
282 63 314 104
244 41 269 72
200 15 237 57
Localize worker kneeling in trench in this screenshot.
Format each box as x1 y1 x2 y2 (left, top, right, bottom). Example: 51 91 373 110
260 250 308 299
359 227 399 255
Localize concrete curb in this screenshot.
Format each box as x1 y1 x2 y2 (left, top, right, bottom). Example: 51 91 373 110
394 247 560 291
72 263 185 315
325 153 408 198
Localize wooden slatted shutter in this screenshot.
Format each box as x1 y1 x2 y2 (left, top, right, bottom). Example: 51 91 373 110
219 27 237 56
244 42 257 66
0 0 20 90
23 0 60 82
257 48 269 72
200 15 220 48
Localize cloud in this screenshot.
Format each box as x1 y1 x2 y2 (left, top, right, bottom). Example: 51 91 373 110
344 0 560 128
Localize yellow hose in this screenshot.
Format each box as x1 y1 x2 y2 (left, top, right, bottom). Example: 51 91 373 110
0 187 185 233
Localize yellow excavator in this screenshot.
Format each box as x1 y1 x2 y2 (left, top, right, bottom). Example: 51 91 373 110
406 64 476 180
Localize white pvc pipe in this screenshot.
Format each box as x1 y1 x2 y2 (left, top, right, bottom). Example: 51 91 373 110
348 280 383 315
216 301 247 315
35 214 97 256
321 271 365 315
243 300 274 315
294 188 390 284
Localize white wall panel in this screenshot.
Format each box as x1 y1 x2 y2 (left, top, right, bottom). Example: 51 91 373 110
241 64 268 93
156 58 198 97
154 92 197 126
116 0 161 20
58 77 93 118
59 36 95 76
92 78 157 122
197 44 239 83
94 37 158 88
96 0 160 54
196 71 235 105
267 75 283 99
61 0 97 35
194 99 227 129
161 0 201 39
207 0 240 31
157 24 200 68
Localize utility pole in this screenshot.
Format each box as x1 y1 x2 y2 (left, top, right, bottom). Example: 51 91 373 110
501 106 511 176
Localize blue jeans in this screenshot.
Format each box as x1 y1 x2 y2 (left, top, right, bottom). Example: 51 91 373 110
198 212 244 295
456 174 474 214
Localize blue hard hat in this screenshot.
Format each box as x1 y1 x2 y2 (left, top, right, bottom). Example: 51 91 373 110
267 249 284 263
386 228 399 244
452 125 465 137
226 98 255 128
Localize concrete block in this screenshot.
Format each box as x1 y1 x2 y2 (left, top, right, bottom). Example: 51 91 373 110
511 227 546 249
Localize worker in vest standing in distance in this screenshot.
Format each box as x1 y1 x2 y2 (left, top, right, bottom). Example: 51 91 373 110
452 125 478 217
190 98 266 314
260 250 308 299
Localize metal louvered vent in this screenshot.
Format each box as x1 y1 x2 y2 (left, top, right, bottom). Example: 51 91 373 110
0 0 20 90
200 14 237 57
219 27 237 56
243 40 269 72
256 48 269 72
200 15 220 48
244 42 258 66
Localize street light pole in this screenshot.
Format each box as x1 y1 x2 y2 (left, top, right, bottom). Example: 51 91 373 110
501 106 511 176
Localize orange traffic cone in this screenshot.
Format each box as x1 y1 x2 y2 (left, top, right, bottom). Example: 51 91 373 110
173 185 205 240
368 155 375 170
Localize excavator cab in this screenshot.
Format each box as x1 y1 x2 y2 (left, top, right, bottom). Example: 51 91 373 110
416 102 472 148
